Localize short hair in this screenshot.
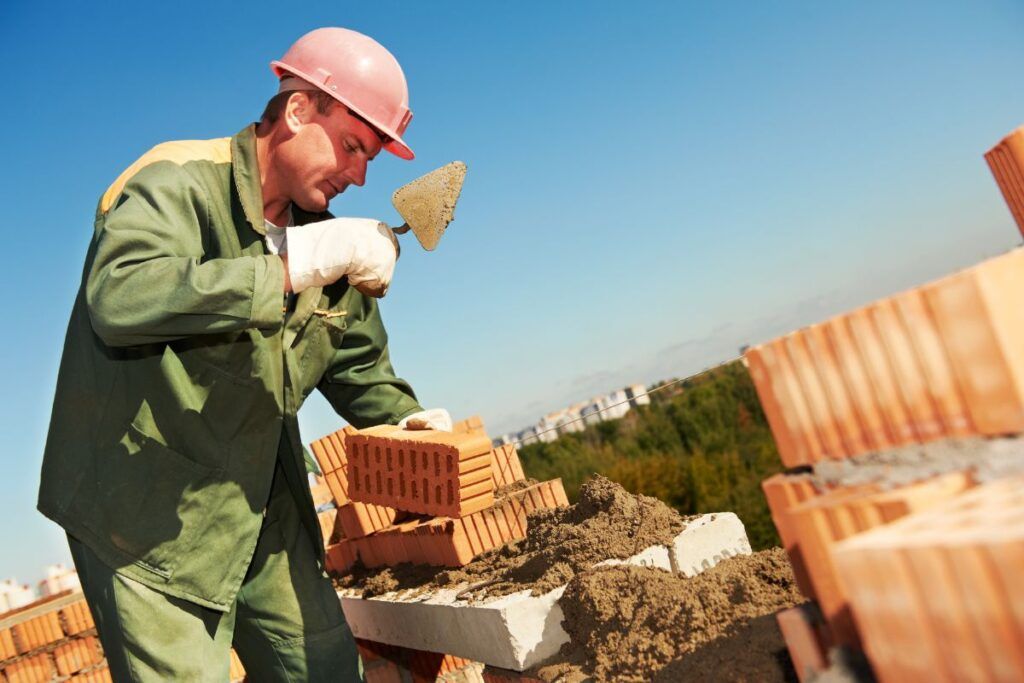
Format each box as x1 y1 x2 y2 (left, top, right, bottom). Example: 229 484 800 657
260 89 338 124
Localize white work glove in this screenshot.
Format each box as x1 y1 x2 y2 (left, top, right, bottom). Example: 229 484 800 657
286 217 399 297
398 408 453 432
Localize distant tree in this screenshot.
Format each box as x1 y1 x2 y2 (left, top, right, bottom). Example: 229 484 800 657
518 360 784 550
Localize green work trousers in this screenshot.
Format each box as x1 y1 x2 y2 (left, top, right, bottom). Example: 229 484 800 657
68 463 361 682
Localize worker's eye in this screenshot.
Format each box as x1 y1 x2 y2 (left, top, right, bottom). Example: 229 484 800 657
344 139 358 154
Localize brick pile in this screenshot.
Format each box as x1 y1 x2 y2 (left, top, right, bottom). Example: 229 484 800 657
312 415 569 680
747 133 1024 681
0 594 248 682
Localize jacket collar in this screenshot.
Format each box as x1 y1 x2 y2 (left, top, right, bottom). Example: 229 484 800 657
231 124 331 236
231 124 267 237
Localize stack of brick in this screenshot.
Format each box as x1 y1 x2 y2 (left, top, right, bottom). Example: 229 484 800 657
314 416 567 680
325 424 570 575
0 593 246 683
745 153 1024 683
832 476 1024 682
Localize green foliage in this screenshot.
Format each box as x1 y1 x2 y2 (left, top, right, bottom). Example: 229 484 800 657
518 361 785 550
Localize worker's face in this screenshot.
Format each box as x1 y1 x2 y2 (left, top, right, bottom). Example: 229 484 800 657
275 92 383 213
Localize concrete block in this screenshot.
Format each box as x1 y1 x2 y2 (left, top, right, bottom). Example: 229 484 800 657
670 512 752 576
340 512 751 671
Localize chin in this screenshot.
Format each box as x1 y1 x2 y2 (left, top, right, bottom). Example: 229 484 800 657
295 193 330 214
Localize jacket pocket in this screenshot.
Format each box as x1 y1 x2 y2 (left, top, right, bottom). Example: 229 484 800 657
84 421 219 577
297 313 347 395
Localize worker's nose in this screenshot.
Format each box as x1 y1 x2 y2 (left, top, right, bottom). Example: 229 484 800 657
345 160 368 188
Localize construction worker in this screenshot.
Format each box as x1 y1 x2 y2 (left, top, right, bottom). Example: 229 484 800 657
37 27 449 681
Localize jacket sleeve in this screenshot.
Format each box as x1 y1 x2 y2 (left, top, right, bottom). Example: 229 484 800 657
85 161 285 347
317 292 423 428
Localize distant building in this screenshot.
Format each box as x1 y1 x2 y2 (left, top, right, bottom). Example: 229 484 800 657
0 579 35 614
501 382 653 448
38 564 80 597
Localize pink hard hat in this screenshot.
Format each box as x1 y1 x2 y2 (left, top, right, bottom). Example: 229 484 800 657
271 27 414 160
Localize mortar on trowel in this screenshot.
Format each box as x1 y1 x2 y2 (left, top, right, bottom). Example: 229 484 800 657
391 161 467 251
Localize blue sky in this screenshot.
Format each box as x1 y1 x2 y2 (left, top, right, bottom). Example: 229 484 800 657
1 1 1022 582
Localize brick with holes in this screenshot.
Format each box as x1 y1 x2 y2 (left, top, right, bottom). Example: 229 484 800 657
346 426 494 518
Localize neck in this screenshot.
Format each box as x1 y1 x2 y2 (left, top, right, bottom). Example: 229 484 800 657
255 122 292 226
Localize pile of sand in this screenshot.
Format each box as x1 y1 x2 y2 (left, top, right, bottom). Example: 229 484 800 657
532 548 804 682
435 474 687 598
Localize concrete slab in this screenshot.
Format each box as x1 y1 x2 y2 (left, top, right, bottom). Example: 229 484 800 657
340 512 751 671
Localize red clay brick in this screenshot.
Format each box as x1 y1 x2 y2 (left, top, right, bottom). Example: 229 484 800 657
346 426 494 518
761 473 822 598
452 415 486 435
58 600 95 637
746 248 1024 467
68 665 113 683
53 637 101 676
0 628 16 661
336 500 399 540
787 472 973 647
490 444 526 490
985 124 1024 236
317 509 340 546
3 653 55 683
834 475 1024 683
776 605 829 682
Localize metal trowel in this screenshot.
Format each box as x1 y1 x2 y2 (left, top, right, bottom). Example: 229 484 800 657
391 161 467 251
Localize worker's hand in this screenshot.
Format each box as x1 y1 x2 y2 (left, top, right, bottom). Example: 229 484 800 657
285 217 399 297
398 408 453 432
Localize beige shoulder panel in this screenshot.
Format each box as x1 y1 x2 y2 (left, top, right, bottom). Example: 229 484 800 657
100 137 232 213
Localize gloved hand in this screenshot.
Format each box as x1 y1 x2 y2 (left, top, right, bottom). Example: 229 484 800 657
285 217 399 297
398 408 453 432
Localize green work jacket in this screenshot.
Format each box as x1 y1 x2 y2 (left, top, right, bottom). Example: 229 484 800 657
38 125 422 611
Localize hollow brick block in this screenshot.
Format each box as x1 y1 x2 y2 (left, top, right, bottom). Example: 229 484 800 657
68 665 113 683
834 475 1024 683
776 604 829 682
53 637 101 677
346 426 494 518
490 444 526 490
3 653 55 683
761 473 823 598
746 247 1024 467
58 600 95 637
0 627 16 660
986 125 1024 236
787 472 974 648
452 415 487 435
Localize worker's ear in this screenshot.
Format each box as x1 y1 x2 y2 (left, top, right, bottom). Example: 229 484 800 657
283 92 315 134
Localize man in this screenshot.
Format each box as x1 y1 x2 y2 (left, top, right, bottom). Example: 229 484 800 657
38 27 448 681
